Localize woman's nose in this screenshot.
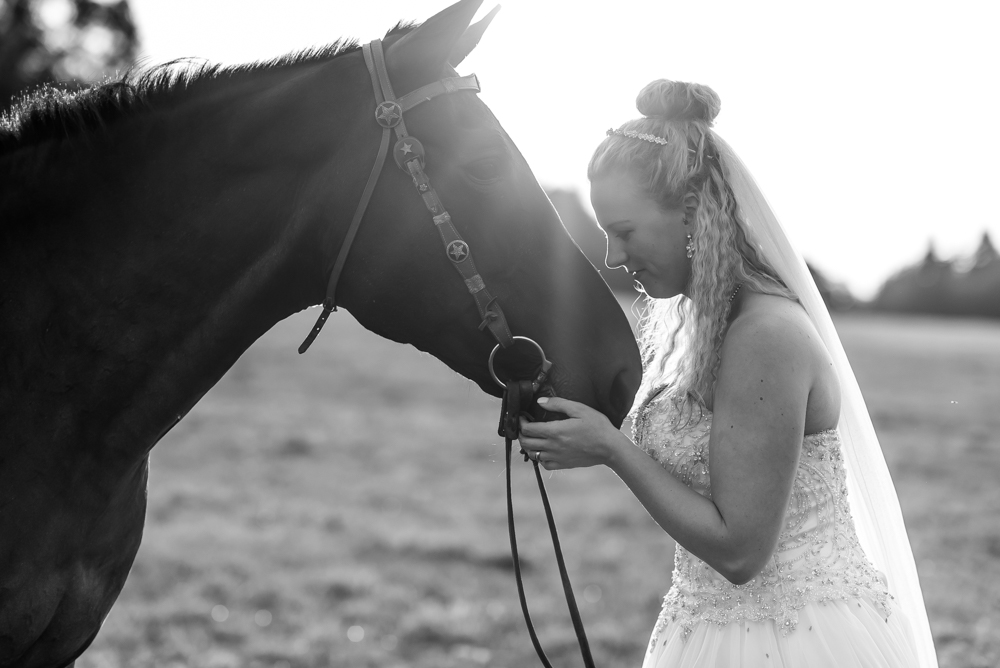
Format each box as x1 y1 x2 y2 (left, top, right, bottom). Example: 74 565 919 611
605 239 627 269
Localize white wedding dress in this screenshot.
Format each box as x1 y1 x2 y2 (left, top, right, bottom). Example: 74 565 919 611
635 393 920 667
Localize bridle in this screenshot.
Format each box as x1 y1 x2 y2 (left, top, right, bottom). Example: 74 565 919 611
297 38 596 668
298 38 513 355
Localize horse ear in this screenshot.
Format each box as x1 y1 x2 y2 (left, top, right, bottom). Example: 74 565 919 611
385 0 484 85
448 5 500 68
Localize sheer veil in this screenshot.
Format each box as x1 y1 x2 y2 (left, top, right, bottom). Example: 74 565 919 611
713 135 938 668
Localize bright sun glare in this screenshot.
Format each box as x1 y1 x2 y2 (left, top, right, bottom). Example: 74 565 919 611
130 0 1000 299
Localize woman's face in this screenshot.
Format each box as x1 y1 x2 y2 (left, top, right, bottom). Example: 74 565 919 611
590 172 692 299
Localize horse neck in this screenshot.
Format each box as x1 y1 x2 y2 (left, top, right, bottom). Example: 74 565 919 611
0 56 367 470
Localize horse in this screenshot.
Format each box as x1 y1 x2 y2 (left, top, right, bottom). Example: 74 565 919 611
0 1 642 665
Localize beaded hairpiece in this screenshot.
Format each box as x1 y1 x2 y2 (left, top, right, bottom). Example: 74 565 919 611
606 127 669 146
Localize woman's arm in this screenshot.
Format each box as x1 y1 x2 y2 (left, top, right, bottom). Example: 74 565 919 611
517 304 818 585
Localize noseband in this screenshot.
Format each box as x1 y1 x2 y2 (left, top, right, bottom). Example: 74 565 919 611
298 38 514 354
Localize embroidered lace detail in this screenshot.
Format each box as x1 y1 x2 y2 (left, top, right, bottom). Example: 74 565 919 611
634 392 892 652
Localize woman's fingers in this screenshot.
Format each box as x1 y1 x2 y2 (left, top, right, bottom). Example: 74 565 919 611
516 433 540 450
514 396 618 471
528 448 561 470
517 419 539 437
517 429 557 462
518 417 563 438
516 398 605 471
536 396 588 418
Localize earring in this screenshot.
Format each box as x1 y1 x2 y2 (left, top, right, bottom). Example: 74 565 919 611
686 233 695 259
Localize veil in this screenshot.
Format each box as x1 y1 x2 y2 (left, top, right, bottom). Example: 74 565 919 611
712 134 937 667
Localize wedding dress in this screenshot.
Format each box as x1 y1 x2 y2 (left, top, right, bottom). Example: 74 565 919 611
634 394 919 667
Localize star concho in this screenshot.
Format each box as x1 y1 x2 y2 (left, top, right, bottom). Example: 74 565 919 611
393 136 425 169
375 101 402 128
446 240 470 263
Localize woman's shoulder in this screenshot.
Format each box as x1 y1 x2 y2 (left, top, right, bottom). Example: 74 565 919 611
724 292 819 358
720 292 840 430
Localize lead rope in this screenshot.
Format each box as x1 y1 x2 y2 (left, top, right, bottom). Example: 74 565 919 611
501 380 596 668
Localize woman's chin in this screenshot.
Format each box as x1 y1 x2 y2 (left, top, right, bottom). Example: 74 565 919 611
640 283 684 300
634 274 656 295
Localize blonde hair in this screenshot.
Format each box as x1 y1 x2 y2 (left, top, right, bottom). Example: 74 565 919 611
589 80 795 415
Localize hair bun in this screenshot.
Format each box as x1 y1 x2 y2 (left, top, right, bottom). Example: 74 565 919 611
636 80 721 124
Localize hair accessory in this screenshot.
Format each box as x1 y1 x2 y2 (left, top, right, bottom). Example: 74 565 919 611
606 127 669 146
685 233 695 259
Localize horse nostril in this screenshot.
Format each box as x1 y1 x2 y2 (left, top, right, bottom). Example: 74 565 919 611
609 368 635 424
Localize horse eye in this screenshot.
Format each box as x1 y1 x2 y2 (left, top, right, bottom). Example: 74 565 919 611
467 157 503 182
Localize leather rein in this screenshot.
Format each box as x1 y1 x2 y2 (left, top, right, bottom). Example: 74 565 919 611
297 38 595 668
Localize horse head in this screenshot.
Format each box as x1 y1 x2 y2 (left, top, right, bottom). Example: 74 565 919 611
325 0 641 425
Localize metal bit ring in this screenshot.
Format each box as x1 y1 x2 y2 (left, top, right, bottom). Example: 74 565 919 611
488 336 552 390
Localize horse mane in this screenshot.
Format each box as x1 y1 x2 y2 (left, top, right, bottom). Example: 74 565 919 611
0 22 416 155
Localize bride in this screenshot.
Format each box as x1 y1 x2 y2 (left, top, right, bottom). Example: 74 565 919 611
516 80 937 667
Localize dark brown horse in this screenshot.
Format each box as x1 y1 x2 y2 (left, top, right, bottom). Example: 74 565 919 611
0 1 641 665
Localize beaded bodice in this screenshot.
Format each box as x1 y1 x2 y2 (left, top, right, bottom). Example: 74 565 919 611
633 391 892 646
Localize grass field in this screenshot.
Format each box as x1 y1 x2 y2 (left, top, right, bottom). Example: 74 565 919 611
77 306 1000 668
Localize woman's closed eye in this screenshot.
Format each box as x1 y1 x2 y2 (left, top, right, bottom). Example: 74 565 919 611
603 222 632 243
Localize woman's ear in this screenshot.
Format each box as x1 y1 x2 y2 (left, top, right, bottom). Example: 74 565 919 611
683 192 699 223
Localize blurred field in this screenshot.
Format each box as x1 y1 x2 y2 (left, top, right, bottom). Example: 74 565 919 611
77 307 1000 668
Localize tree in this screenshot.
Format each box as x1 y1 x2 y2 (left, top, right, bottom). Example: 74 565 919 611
971 231 998 270
0 0 138 114
874 235 1000 318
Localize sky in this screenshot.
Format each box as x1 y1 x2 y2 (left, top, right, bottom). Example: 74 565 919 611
128 0 1000 299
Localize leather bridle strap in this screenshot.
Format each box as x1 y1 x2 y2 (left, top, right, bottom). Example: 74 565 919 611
299 39 513 353
502 381 596 668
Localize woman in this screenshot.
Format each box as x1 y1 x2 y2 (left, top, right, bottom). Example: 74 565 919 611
517 80 937 667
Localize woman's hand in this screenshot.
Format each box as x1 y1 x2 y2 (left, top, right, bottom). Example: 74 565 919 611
516 397 628 470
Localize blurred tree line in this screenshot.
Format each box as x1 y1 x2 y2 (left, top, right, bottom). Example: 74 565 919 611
874 234 1000 318
1 0 138 115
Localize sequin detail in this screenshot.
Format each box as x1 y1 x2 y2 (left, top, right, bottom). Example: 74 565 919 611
634 393 892 653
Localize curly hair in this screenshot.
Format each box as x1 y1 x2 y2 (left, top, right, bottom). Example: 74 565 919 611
588 80 795 416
